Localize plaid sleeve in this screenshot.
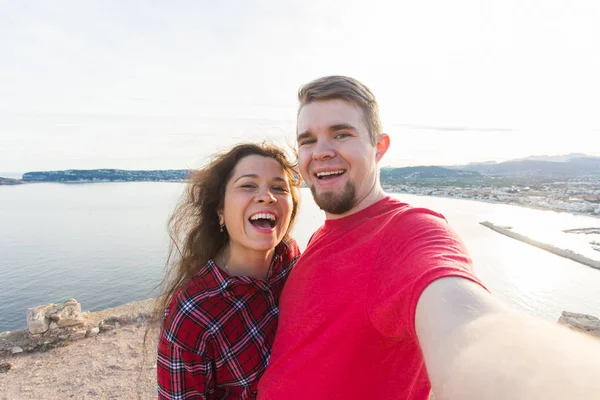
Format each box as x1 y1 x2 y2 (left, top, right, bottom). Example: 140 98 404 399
157 334 215 399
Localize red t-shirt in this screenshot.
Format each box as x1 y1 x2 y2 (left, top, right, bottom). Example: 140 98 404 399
258 197 485 399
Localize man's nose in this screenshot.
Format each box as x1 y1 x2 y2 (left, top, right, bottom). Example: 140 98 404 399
313 139 335 160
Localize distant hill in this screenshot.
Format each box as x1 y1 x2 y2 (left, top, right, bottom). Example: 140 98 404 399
22 169 189 183
515 153 590 162
456 153 598 168
7 152 600 185
382 153 600 184
381 166 481 180
460 156 600 177
466 161 497 166
0 177 23 185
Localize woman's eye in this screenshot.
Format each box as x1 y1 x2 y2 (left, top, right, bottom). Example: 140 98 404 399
273 186 289 192
240 184 256 189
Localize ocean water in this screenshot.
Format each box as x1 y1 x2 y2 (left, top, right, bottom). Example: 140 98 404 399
1 183 599 332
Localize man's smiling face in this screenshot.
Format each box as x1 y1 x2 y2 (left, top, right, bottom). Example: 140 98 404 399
297 99 382 217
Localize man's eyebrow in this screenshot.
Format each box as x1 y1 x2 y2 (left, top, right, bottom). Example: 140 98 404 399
297 131 312 142
329 123 357 132
297 123 357 142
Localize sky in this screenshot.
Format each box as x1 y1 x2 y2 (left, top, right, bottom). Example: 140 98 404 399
1 0 599 174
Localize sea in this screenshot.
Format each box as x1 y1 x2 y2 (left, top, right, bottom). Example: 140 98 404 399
1 183 599 332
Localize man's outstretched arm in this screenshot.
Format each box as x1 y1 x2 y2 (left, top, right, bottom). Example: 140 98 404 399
415 277 600 400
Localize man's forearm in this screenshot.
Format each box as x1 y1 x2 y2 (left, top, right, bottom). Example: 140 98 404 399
432 312 600 400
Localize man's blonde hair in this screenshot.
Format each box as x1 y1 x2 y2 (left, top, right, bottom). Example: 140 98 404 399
297 75 383 145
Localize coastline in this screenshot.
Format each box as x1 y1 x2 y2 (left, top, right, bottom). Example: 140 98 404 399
0 179 185 186
388 190 600 220
2 182 598 219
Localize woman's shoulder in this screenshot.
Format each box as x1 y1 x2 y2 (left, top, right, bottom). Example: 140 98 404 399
278 237 301 260
269 238 300 284
160 262 225 352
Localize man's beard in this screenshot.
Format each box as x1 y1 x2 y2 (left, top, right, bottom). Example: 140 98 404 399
310 180 357 215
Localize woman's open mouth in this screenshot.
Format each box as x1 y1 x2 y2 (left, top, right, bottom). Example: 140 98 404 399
249 212 277 230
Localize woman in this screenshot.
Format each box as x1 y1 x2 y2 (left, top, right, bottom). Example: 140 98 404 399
155 143 300 399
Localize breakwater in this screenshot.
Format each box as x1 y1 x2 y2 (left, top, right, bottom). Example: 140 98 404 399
480 221 600 270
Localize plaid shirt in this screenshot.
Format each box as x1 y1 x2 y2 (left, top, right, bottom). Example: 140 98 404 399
157 239 300 400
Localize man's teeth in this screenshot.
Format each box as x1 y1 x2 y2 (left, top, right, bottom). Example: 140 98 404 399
250 213 276 221
316 170 345 178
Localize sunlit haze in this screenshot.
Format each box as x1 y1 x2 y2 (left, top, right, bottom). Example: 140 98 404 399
1 0 599 174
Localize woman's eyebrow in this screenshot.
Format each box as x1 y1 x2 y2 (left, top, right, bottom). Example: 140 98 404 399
234 175 287 183
233 174 258 183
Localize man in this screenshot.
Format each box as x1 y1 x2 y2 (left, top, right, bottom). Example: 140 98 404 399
258 76 600 399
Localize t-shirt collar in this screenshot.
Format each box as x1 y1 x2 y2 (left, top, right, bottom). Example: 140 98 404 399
323 196 392 229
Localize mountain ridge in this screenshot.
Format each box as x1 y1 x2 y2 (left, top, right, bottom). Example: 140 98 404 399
2 153 599 184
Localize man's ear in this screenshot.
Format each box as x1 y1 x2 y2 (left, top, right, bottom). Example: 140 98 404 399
375 134 390 162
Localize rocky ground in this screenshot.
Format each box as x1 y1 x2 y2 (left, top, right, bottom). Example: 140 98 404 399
1 296 598 400
0 322 158 399
0 298 159 400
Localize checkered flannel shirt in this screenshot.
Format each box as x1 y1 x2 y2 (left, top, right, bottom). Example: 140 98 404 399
157 239 300 399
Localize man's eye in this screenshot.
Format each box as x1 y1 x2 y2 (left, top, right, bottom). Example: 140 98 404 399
335 132 350 139
299 139 316 146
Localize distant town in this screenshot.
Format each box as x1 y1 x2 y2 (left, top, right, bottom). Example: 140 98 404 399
384 181 600 216
380 154 600 216
2 153 599 217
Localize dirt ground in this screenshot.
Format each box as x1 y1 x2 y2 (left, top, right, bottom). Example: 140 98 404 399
0 324 158 400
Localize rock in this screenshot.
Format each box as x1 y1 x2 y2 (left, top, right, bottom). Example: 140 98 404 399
558 311 600 337
47 298 84 327
69 330 87 341
11 346 23 354
0 362 12 373
27 304 55 334
99 322 115 332
49 322 59 330
88 327 100 336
